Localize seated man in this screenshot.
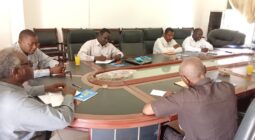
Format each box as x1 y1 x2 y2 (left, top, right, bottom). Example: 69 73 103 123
0 48 76 140
153 28 183 54
182 28 213 52
13 29 67 95
143 57 237 140
13 29 65 78
78 28 124 61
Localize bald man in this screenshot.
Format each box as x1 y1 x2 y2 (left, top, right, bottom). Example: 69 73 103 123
143 57 237 140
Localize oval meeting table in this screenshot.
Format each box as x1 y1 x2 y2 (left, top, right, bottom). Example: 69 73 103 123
36 48 255 140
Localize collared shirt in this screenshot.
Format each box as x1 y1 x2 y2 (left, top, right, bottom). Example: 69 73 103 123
153 37 183 54
182 36 213 52
0 81 74 140
152 78 237 140
78 39 124 61
13 43 59 78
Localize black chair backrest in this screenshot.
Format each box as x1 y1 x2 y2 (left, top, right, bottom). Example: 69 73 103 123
67 29 96 61
33 28 67 61
120 30 145 57
173 28 193 45
143 28 163 54
33 28 59 47
62 28 82 45
109 28 121 48
207 29 246 48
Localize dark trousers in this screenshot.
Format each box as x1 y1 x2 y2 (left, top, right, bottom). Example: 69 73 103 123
160 125 184 140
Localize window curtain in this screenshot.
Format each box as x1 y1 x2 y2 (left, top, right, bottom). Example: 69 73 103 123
229 0 255 23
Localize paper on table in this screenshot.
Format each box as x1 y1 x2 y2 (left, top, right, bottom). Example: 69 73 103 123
95 59 114 64
150 89 166 97
38 92 64 107
174 81 188 88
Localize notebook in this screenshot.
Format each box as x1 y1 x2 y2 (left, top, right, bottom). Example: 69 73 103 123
74 89 98 101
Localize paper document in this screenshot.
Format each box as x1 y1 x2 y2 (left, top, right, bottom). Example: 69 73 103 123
150 89 166 97
38 92 64 107
95 59 114 64
174 81 188 88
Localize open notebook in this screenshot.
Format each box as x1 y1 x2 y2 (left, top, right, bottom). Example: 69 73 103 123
38 90 98 106
38 92 64 107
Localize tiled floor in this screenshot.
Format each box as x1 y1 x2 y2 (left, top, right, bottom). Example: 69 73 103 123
50 129 89 140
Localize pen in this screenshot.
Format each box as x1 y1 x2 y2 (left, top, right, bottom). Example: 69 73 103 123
72 83 83 89
225 51 232 53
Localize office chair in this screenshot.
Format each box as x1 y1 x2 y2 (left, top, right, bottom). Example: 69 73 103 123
234 98 255 140
67 29 96 61
143 28 163 54
207 29 246 48
173 28 193 45
120 29 145 57
33 28 66 61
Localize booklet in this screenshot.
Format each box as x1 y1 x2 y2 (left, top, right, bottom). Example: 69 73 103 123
74 89 98 101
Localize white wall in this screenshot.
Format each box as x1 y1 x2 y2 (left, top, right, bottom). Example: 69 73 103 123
0 0 25 49
0 0 228 48
196 0 228 35
24 0 90 29
89 0 196 28
0 1 12 48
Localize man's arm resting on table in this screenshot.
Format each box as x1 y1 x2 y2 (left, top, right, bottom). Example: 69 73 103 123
143 103 155 115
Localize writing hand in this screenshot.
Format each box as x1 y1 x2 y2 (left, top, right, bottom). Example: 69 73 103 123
62 85 76 96
113 54 121 61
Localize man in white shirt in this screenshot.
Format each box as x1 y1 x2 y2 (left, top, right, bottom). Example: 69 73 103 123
0 48 75 140
13 29 65 78
78 28 124 61
182 28 213 52
153 28 183 54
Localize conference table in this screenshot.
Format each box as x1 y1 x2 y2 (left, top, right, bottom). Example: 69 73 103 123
37 48 255 140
